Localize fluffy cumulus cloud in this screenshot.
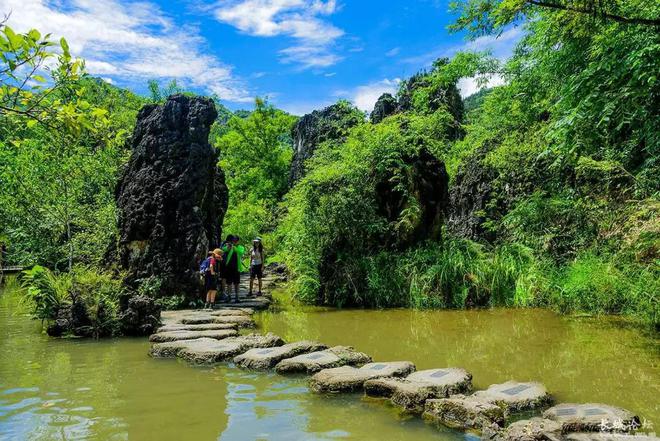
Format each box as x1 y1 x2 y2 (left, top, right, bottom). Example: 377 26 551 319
210 0 343 69
457 74 504 98
336 78 400 113
0 0 251 102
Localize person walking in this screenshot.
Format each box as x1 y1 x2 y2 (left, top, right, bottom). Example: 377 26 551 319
203 249 222 309
248 238 264 297
222 235 245 303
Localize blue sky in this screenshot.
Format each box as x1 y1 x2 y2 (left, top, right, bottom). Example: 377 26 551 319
0 0 522 115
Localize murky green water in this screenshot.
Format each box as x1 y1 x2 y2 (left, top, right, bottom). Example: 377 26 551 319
1 281 658 440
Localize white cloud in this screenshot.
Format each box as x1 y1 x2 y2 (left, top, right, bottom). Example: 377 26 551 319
457 74 504 98
210 0 344 69
0 0 252 102
348 78 400 112
385 47 400 57
403 27 524 67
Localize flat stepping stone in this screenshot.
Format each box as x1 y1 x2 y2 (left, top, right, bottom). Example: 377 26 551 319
209 308 253 316
150 337 219 358
177 333 285 364
274 346 372 374
424 394 506 430
156 323 238 333
234 340 328 370
473 381 552 413
364 368 472 412
309 361 416 393
179 314 255 328
148 328 238 343
484 417 562 441
214 298 271 310
543 403 640 433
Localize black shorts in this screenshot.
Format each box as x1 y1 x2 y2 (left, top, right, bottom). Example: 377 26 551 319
204 273 217 291
223 271 240 285
250 264 263 278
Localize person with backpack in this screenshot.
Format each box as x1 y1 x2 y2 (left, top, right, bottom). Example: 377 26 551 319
248 237 265 297
222 235 245 303
202 248 223 309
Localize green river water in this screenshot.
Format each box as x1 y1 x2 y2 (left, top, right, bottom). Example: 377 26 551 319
0 282 658 441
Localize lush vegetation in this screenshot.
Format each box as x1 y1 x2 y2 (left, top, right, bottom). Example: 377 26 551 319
2 0 658 333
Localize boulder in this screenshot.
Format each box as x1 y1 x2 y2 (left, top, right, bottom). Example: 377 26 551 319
424 395 505 430
310 361 416 393
156 323 238 333
364 368 472 412
115 94 227 298
118 293 161 336
370 93 398 123
234 341 328 370
148 328 238 343
289 101 364 183
177 333 285 364
275 346 372 374
543 403 640 433
564 434 660 441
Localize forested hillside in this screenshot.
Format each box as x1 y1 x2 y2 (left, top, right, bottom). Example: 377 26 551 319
1 0 658 335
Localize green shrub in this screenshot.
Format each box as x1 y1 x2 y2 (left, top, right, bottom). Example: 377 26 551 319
20 265 123 337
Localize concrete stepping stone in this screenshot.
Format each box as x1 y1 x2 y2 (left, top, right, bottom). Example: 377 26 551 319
364 368 472 412
473 381 552 413
179 314 255 328
156 323 238 333
148 328 238 343
543 403 640 433
424 381 551 431
177 333 285 364
234 340 328 370
274 346 372 374
214 298 271 310
310 361 416 393
482 417 562 441
209 308 253 316
150 337 219 358
424 394 505 430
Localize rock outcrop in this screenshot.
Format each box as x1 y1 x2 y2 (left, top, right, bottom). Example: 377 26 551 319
447 145 499 242
115 94 227 299
370 93 398 123
289 101 364 183
375 147 450 246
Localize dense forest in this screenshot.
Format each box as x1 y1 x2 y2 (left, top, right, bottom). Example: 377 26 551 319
1 0 658 335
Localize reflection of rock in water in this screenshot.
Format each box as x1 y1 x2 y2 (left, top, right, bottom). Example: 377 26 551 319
115 94 227 299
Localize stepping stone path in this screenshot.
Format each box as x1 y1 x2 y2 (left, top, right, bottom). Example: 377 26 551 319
275 346 372 374
424 381 551 430
310 361 416 393
148 328 238 343
364 368 472 412
543 403 640 433
234 341 328 370
146 273 648 440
